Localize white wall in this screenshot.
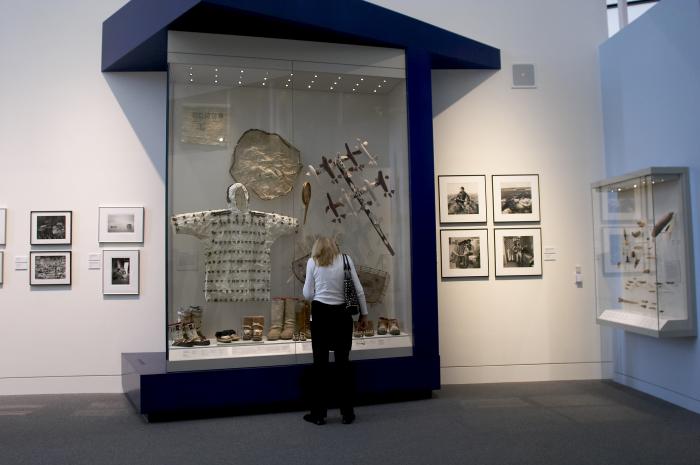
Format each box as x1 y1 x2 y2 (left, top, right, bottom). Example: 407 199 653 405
599 0 700 413
0 0 166 394
371 0 612 383
0 0 610 393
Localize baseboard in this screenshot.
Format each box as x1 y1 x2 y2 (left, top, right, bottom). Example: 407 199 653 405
0 375 123 395
441 362 613 384
613 372 700 415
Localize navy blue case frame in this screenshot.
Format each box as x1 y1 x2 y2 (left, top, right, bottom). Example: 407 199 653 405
104 0 500 420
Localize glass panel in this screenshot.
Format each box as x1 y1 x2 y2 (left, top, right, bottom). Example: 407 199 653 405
166 42 412 370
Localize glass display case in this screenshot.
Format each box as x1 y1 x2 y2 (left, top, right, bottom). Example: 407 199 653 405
166 32 413 370
591 167 696 337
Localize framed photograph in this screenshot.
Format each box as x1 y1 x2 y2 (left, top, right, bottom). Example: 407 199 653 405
0 208 6 245
30 251 71 285
103 249 140 295
30 211 72 245
0 251 4 284
492 175 541 222
601 186 641 222
494 228 542 277
440 229 489 278
98 207 144 243
438 175 487 223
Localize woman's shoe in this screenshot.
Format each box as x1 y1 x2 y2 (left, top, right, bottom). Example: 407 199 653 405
377 317 389 335
363 320 375 337
303 413 326 425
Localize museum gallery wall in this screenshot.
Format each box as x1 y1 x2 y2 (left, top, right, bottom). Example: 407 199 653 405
0 0 610 393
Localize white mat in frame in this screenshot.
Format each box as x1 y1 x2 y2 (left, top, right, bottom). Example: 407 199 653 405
440 229 489 278
494 227 542 277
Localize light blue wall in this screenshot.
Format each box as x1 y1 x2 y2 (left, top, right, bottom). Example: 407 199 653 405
600 0 700 413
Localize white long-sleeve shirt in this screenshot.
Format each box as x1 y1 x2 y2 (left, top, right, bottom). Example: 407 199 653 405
302 254 368 315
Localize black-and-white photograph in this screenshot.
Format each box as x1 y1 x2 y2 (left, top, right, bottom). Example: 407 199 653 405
36 215 67 239
111 257 131 285
103 249 140 295
447 183 479 215
31 211 72 245
492 175 541 222
438 175 487 223
499 182 532 214
99 207 144 243
494 228 542 277
449 236 481 269
108 214 135 233
30 252 72 285
0 208 6 245
502 235 534 267
36 256 67 279
440 229 489 278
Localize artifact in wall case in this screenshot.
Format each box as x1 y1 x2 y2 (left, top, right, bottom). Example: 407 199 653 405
356 265 389 304
267 299 285 341
618 297 639 305
307 140 395 256
377 317 389 335
281 299 296 340
353 321 364 338
215 329 240 343
230 129 302 200
302 182 311 225
242 316 265 342
169 322 194 347
180 105 228 146
363 320 375 337
388 318 401 336
652 212 675 237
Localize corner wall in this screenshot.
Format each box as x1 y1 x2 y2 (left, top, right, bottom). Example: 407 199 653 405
370 0 612 383
599 0 700 413
0 0 166 394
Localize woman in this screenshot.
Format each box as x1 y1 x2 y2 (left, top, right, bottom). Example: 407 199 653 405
302 236 368 425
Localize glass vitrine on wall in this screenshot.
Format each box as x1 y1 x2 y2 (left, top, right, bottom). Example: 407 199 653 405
166 32 414 370
591 167 696 337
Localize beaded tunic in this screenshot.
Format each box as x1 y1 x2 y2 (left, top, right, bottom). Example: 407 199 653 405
171 209 297 302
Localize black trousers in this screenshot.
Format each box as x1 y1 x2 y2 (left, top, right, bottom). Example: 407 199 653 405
309 300 355 418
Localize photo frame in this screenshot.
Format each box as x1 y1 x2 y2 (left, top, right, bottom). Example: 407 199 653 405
601 186 642 222
440 229 489 278
438 175 487 223
103 249 140 295
492 175 541 223
494 228 542 277
30 211 72 245
98 207 145 243
30 251 71 285
0 251 3 284
0 208 6 245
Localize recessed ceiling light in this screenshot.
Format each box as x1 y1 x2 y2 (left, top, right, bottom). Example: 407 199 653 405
189 73 193 76
360 78 364 81
190 79 194 82
373 89 377 93
308 85 311 88
215 74 218 78
215 68 218 72
330 86 334 90
240 70 244 73
383 79 387 83
238 81 242 85
214 80 218 84
290 73 294 76
189 66 193 70
285 84 289 87
333 82 337 85
264 77 268 80
314 74 318 78
352 88 356 92
338 76 342 80
262 82 266 86
378 84 382 88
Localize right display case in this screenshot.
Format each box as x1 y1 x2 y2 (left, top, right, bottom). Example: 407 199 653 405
591 167 696 337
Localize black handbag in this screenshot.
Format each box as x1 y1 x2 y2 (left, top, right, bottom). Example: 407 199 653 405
342 254 360 315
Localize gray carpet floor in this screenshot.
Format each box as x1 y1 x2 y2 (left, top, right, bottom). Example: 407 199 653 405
1 380 700 465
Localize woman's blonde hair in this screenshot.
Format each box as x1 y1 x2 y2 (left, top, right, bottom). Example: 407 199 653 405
311 236 339 267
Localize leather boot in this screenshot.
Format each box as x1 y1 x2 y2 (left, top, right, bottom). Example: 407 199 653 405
280 299 296 340
267 299 285 341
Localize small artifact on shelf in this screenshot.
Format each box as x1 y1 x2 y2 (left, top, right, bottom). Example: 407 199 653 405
363 320 375 337
618 297 639 305
388 318 401 336
215 329 240 343
377 317 389 335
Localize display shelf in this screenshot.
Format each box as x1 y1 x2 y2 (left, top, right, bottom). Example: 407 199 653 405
591 167 696 337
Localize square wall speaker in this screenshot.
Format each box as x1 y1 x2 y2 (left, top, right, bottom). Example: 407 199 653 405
512 64 536 88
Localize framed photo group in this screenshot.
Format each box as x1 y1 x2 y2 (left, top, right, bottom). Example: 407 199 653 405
439 174 543 278
0 206 146 293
